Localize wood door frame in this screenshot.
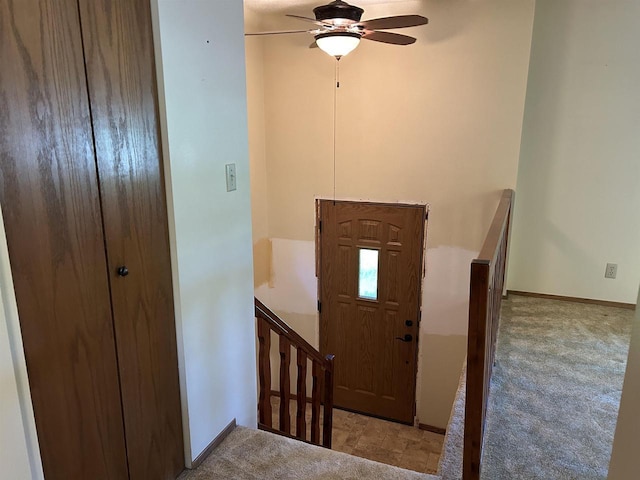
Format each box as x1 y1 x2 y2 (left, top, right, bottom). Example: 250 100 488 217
316 199 428 424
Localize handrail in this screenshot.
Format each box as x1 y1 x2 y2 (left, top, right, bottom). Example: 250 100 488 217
464 189 514 480
255 297 335 449
255 298 327 365
476 190 513 263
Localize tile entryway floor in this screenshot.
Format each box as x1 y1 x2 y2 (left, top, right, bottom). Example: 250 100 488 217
270 397 444 475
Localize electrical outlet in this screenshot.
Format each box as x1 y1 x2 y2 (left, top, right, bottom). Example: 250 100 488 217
225 163 236 192
605 263 617 279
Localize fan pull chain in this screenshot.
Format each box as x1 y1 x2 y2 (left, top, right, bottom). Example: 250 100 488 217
333 59 340 204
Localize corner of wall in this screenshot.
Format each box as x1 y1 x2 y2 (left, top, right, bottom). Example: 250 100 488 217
150 0 193 466
0 207 44 479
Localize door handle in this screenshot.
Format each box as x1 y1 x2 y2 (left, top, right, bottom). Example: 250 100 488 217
395 334 413 342
117 266 129 277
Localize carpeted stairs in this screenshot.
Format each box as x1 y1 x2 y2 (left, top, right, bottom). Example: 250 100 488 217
180 295 632 480
179 426 438 480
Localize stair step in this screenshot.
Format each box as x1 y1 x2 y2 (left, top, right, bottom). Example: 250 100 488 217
180 426 439 479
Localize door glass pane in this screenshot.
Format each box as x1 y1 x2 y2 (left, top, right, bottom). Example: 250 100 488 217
358 249 379 300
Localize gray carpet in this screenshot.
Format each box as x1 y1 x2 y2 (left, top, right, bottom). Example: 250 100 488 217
181 296 632 480
180 426 438 480
439 295 633 480
438 365 466 480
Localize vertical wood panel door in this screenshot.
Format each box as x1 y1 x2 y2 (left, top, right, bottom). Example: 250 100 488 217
0 0 129 478
319 201 425 424
78 0 184 478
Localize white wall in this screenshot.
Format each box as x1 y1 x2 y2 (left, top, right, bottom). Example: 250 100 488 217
153 0 257 465
508 0 640 304
608 287 640 479
246 0 535 428
0 209 43 480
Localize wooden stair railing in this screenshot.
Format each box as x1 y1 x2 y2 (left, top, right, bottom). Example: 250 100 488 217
255 298 335 448
464 189 514 480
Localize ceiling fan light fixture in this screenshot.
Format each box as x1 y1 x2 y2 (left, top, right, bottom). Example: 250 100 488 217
315 32 361 59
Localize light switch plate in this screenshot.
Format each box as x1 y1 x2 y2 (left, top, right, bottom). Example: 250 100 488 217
225 163 236 192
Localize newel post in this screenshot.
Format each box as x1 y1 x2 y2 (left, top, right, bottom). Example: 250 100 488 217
322 354 335 448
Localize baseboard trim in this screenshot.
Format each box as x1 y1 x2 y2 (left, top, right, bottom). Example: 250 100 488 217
418 423 446 435
507 290 636 310
190 418 236 469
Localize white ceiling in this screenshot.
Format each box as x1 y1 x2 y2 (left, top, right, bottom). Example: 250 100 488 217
244 0 413 14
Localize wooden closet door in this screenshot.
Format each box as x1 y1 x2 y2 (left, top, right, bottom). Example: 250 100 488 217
0 1 129 479
77 1 185 478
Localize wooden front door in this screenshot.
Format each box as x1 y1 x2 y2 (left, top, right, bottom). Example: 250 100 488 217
318 201 425 424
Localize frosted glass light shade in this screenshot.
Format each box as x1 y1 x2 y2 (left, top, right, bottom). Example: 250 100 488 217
315 33 360 58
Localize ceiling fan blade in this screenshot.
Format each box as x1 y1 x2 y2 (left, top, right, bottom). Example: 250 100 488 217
362 30 416 46
286 14 330 27
309 41 318 49
358 15 428 30
245 30 310 36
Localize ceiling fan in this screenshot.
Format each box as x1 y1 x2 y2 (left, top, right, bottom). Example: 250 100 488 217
246 0 428 59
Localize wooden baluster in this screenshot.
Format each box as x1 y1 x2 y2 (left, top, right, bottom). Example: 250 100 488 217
257 316 272 427
255 298 338 449
296 349 307 440
323 354 335 448
310 361 322 444
279 336 291 434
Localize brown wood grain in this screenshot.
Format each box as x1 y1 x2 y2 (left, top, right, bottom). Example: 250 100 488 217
465 261 489 480
296 348 307 440
311 361 322 444
77 0 184 477
269 390 314 403
255 298 327 364
257 317 272 427
418 423 447 435
279 336 292 434
477 190 513 263
0 0 128 477
463 189 514 480
323 354 335 448
256 299 334 448
318 200 425 424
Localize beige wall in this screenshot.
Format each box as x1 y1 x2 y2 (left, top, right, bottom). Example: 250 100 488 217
508 0 640 304
608 287 640 479
247 0 535 428
245 8 271 289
